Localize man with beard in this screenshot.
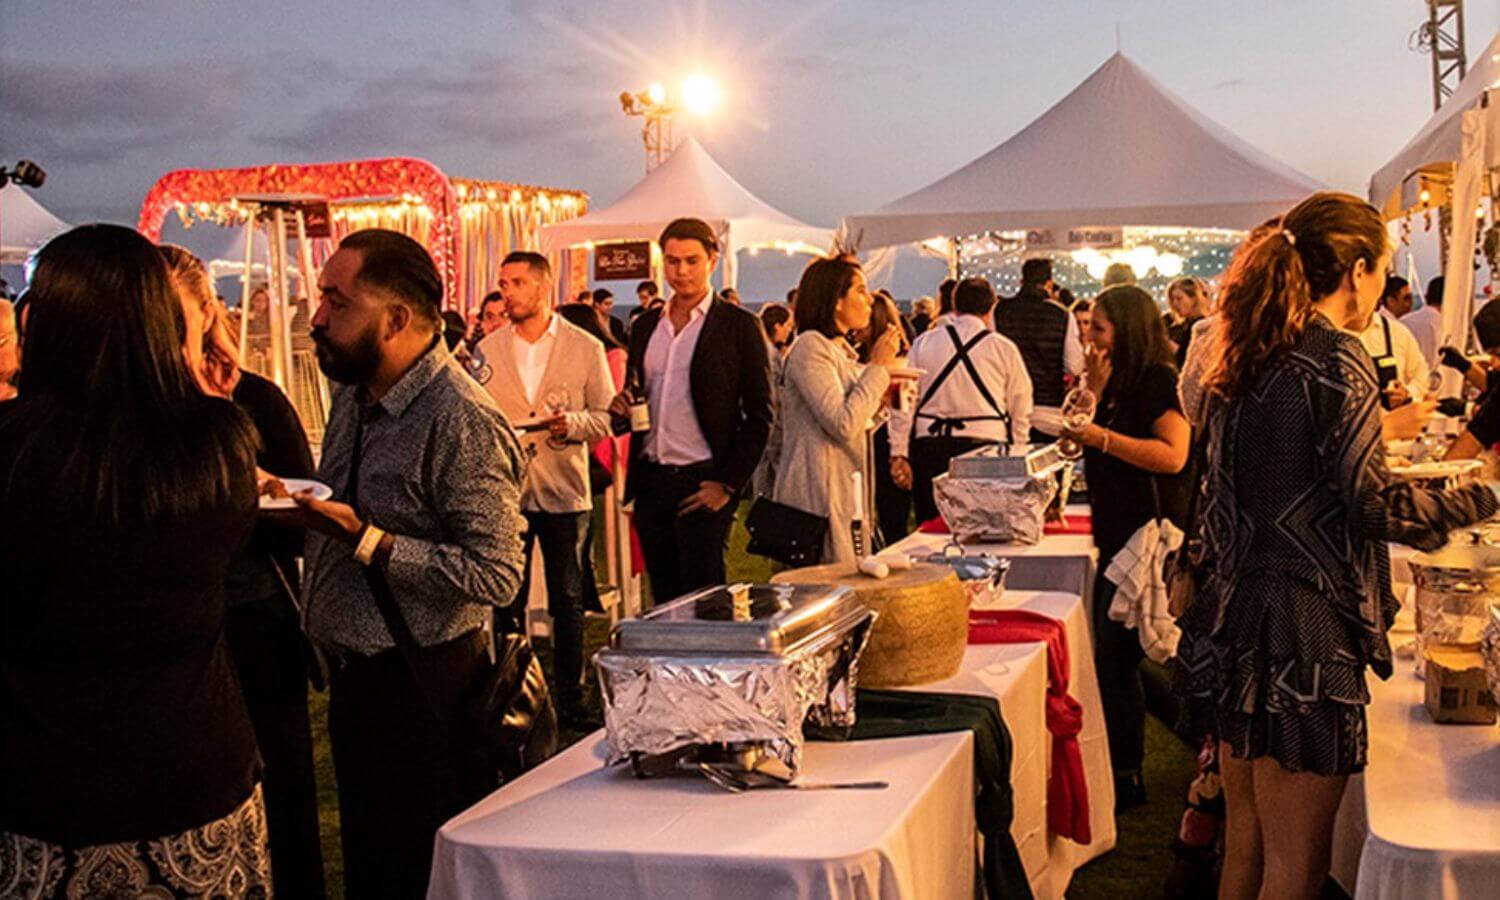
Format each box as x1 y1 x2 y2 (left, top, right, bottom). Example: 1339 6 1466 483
611 218 772 605
476 251 614 726
293 229 527 899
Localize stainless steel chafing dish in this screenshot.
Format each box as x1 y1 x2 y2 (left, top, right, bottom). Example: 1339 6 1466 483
933 443 1071 544
594 583 875 782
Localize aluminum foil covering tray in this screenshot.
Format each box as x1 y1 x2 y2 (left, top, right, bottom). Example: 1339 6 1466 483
1483 604 1500 708
931 463 1065 545
594 583 875 780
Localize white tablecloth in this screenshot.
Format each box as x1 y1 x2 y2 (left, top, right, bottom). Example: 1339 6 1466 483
1330 663 1500 900
1329 540 1500 899
891 517 1099 616
429 643 1051 900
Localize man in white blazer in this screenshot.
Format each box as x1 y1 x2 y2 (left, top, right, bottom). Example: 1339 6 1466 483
475 251 614 725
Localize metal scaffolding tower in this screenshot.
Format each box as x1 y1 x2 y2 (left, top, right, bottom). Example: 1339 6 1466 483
1415 1 1469 111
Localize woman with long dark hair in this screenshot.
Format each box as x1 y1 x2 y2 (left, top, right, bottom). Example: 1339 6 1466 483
772 257 901 564
1176 192 1495 900
0 225 271 895
1060 283 1191 810
161 245 326 897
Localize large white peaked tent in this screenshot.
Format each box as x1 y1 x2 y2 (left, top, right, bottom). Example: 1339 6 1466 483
1 184 69 264
1369 31 1500 218
540 137 832 287
843 53 1324 250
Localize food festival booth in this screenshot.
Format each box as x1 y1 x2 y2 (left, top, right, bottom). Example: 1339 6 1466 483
1369 31 1500 362
1325 33 1500 900
841 52 1325 295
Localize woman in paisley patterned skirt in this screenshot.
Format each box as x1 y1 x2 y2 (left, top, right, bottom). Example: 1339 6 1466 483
0 225 271 898
1175 192 1497 900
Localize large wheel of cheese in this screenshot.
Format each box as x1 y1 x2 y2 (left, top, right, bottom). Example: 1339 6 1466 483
771 562 968 688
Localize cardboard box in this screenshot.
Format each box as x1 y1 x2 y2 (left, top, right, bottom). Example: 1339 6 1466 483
1424 646 1498 725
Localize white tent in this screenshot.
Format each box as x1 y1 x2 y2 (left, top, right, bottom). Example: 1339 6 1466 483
539 137 833 287
0 184 69 264
1369 31 1500 218
843 53 1324 250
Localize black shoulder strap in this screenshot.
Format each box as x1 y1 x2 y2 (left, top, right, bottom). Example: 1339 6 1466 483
913 325 971 414
914 325 1012 444
951 330 1010 424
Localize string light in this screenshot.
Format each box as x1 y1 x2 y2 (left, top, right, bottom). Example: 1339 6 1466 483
954 226 1243 299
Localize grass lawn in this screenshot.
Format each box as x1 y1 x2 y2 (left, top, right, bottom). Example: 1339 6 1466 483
306 504 1195 898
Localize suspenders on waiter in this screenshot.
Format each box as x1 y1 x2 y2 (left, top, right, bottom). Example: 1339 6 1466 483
912 325 1013 445
1371 315 1402 405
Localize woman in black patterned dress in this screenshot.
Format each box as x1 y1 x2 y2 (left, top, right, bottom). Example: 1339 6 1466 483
1175 192 1496 900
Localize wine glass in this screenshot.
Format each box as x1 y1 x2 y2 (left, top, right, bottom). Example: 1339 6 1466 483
543 387 570 449
1057 386 1098 461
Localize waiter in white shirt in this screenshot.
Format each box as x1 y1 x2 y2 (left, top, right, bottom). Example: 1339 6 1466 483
1399 275 1443 369
474 250 614 724
1357 294 1430 408
890 277 1033 525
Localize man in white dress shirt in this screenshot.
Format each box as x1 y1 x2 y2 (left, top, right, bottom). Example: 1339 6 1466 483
890 277 1033 524
475 251 614 723
1400 275 1442 370
612 218 772 606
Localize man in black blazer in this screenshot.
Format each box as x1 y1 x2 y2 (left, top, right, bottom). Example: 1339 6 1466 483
612 218 772 606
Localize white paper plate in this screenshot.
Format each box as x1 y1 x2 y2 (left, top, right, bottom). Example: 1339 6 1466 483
258 478 332 510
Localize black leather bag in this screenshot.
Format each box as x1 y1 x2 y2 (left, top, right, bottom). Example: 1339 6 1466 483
363 567 559 783
744 496 830 567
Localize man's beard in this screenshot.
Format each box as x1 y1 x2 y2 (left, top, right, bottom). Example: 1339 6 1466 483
312 324 381 385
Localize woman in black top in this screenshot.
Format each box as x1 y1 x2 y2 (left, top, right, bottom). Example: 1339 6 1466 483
1060 284 1190 810
162 245 326 897
0 225 269 895
1176 193 1495 900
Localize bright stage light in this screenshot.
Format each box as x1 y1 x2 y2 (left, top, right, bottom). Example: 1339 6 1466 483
646 82 666 106
1156 252 1184 277
682 74 719 115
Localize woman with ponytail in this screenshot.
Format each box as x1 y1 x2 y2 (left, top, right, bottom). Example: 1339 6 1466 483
1175 192 1497 899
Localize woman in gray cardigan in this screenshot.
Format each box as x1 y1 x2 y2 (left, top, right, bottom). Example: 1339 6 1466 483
773 258 901 565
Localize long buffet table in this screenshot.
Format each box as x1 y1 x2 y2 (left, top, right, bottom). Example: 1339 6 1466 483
1330 543 1500 900
430 580 1112 899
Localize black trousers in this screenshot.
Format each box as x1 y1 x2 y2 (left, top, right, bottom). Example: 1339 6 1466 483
1092 573 1146 773
909 435 991 525
872 424 912 548
328 630 496 899
223 598 325 900
519 509 592 707
632 460 736 607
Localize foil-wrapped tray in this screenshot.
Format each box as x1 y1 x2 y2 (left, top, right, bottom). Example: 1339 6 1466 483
932 464 1066 545
595 583 875 782
1482 604 1500 708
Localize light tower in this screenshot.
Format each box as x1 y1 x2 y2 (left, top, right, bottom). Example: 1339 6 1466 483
1415 1 1468 111
619 76 718 173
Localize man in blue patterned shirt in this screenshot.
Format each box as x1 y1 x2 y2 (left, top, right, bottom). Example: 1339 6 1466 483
293 229 527 899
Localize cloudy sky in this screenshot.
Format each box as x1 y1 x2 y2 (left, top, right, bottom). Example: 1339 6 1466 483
3 0 1496 292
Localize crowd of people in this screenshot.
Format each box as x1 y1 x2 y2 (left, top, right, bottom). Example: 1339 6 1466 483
0 191 1493 899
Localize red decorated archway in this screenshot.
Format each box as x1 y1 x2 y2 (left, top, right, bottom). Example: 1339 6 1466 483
138 157 461 300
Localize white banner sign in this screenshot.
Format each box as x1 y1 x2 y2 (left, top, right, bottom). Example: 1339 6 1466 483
1024 227 1123 251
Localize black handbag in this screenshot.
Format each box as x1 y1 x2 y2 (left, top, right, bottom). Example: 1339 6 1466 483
347 410 557 784
363 566 559 783
745 496 830 567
